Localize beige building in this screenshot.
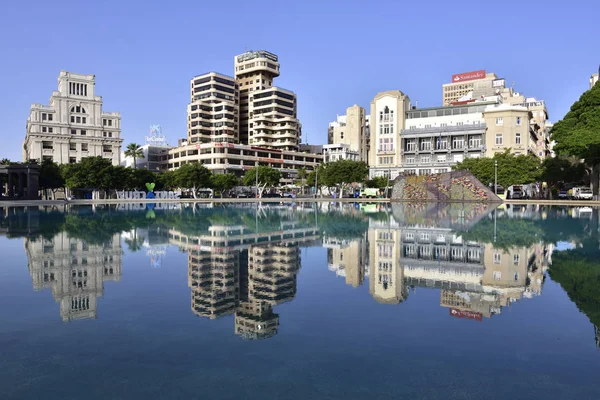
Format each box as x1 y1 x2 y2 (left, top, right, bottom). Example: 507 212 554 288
24 71 123 165
368 90 411 178
368 227 407 304
442 70 501 105
501 93 551 159
481 104 537 158
24 231 123 322
234 50 301 151
327 105 369 162
325 235 368 288
188 72 239 145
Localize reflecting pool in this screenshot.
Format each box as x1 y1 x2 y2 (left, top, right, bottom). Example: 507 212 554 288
1 202 599 399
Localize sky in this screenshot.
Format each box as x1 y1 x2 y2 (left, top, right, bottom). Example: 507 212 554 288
1 0 598 161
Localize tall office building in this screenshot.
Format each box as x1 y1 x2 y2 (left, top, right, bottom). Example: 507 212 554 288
442 70 501 105
188 72 239 145
23 71 123 166
234 50 301 151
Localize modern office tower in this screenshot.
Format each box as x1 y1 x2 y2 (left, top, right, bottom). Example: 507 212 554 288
442 70 501 105
24 231 123 322
234 50 301 151
168 50 321 183
368 90 411 179
327 105 369 162
23 71 123 165
188 72 239 145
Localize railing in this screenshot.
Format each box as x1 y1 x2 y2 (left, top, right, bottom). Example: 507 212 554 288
401 123 487 135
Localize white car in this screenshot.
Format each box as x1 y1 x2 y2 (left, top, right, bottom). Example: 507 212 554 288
576 187 593 200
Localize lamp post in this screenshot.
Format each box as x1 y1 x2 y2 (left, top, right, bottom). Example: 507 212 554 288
494 160 498 195
255 157 259 199
314 167 319 198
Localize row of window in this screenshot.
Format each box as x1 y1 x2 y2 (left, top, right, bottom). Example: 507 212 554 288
495 117 522 126
41 113 54 121
495 133 522 145
405 136 483 151
253 90 294 101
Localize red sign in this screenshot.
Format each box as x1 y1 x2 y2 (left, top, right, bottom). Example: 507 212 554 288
451 70 486 83
214 143 235 148
258 157 283 164
449 308 482 321
251 146 282 153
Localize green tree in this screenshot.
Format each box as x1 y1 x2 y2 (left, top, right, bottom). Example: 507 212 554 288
365 176 389 188
0 158 11 165
453 150 541 189
156 170 177 191
39 159 65 200
131 168 157 191
541 157 587 198
320 160 368 198
242 166 281 197
551 83 600 194
174 163 212 198
61 157 113 199
124 143 145 169
211 173 239 197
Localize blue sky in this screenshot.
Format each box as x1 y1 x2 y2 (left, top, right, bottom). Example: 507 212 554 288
1 0 597 161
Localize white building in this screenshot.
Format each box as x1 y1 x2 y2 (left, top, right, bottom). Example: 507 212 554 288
591 72 599 89
323 144 359 162
23 71 123 165
121 144 171 171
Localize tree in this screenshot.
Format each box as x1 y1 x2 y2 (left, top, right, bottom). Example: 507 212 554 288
453 150 541 189
541 157 587 198
124 143 145 169
319 160 368 198
39 159 65 200
366 176 389 189
0 158 11 165
130 168 157 191
174 163 212 198
242 166 281 197
551 83 600 195
61 157 113 199
211 173 239 197
156 170 177 191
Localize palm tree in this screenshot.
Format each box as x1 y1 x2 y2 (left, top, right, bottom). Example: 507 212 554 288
0 158 11 165
124 143 145 169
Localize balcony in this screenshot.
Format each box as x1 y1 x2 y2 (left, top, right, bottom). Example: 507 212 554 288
401 123 487 137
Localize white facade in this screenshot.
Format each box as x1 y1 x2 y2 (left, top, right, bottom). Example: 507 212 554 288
24 71 123 165
121 144 172 171
591 73 599 89
323 144 359 162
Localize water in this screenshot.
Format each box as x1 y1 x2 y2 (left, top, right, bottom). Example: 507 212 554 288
1 202 599 399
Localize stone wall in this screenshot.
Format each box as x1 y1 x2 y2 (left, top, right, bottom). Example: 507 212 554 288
391 170 500 202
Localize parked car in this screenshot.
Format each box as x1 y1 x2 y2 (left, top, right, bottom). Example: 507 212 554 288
573 187 593 200
558 190 569 199
359 188 379 198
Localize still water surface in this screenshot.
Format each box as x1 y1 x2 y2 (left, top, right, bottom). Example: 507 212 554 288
1 202 599 399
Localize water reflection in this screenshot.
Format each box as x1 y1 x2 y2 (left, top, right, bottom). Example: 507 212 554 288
1 202 598 347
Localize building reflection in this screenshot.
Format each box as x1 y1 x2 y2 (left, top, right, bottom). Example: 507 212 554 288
325 203 553 320
170 222 319 340
24 231 123 322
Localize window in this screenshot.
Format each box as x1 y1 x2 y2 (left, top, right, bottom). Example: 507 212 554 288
420 140 431 151
516 117 521 125
452 137 464 149
108 120 112 127
495 117 503 126
71 129 76 135
514 272 519 281
469 136 482 148
420 155 431 163
76 116 81 123
493 253 502 264
405 156 415 164
80 130 86 136
493 271 502 280
437 155 446 163
495 134 503 145
69 157 76 164
42 113 47 121
81 144 88 152
103 119 107 126
42 126 47 133
42 141 53 149
71 116 75 123
513 254 520 265
515 133 521 145
103 145 112 153
69 143 76 151
406 140 416 151
82 117 86 124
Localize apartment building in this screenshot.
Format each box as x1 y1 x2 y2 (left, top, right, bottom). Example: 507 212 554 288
168 50 318 183
23 71 123 165
442 70 501 105
368 90 411 179
327 105 369 162
188 72 239 145
400 101 492 175
591 68 599 89
234 50 301 151
481 103 537 158
325 234 368 288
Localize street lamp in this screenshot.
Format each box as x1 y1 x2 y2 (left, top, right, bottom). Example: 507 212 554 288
494 160 498 195
255 155 259 199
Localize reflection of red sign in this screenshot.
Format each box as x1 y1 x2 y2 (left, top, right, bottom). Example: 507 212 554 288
258 157 284 164
451 70 486 83
214 143 235 148
449 308 482 321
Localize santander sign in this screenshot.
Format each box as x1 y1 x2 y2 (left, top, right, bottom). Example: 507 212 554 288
452 70 486 83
